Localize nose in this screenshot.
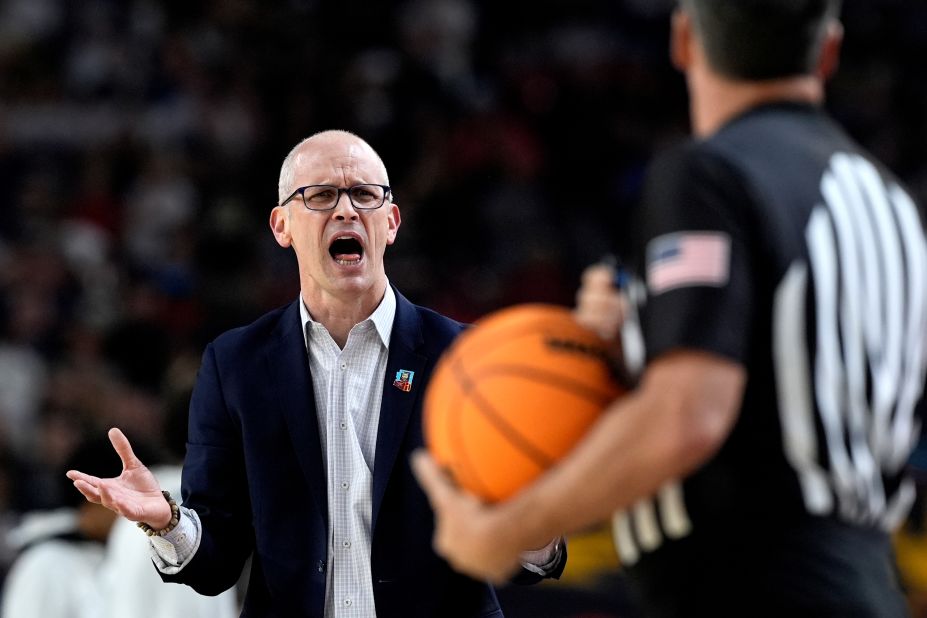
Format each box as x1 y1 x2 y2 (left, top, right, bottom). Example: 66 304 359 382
330 189 358 221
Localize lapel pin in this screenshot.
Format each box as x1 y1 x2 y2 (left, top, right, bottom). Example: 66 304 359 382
392 369 415 392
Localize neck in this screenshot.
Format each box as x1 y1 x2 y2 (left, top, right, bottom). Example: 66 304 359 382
301 278 387 348
688 68 824 137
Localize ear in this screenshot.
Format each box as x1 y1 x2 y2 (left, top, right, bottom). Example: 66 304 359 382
671 8 694 72
385 203 401 246
270 206 292 248
817 19 843 81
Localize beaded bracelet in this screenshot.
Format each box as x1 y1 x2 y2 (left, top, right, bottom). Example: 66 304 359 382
136 490 181 537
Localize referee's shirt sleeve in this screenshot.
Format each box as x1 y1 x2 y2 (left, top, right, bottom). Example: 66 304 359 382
632 143 755 364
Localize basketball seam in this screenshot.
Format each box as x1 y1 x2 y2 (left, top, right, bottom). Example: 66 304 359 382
453 313 579 365
470 363 617 405
453 358 554 472
448 363 495 499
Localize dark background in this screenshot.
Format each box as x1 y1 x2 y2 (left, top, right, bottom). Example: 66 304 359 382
1 0 926 615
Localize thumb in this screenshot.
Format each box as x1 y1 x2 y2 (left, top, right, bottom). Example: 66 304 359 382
411 450 454 509
108 427 143 470
580 262 617 290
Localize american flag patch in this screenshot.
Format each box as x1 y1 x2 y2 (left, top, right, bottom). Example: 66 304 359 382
646 232 731 294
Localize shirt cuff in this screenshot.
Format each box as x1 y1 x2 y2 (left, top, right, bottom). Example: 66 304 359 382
148 506 202 574
518 536 562 576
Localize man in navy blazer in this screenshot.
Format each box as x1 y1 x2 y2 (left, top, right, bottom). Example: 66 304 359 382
68 130 564 617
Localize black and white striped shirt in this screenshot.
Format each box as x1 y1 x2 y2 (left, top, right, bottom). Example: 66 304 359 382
617 101 927 616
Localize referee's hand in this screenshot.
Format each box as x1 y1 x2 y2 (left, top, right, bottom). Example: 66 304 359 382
412 450 523 584
574 262 627 343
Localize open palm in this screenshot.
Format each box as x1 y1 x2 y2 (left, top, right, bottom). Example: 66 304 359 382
66 427 172 528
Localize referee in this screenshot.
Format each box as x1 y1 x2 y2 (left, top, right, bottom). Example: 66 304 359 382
415 1 927 616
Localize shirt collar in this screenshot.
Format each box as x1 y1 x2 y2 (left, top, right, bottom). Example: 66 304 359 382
299 282 396 349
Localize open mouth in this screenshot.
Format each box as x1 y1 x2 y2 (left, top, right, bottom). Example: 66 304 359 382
329 236 364 265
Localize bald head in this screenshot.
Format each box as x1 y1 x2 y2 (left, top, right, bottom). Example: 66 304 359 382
277 130 389 205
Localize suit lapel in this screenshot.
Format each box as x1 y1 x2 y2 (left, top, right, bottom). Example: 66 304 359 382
266 301 328 525
372 290 426 531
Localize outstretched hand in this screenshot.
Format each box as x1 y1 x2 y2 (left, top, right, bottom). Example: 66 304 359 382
66 428 172 529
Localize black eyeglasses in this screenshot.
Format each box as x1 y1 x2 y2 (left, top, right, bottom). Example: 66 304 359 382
279 184 392 211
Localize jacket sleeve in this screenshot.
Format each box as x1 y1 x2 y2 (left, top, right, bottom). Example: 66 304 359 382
509 539 568 585
159 343 254 595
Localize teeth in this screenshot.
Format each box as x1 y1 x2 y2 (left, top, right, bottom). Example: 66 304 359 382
335 258 361 265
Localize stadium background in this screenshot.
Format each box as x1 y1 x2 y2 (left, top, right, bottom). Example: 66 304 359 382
0 0 925 615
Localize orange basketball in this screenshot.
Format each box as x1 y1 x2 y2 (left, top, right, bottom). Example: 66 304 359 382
424 304 625 502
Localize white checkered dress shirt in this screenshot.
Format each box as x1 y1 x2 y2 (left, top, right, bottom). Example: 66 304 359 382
301 285 395 617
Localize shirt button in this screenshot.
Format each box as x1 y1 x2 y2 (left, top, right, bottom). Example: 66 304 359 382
340 362 346 370
341 481 349 490
344 599 352 607
340 422 347 430
343 540 351 548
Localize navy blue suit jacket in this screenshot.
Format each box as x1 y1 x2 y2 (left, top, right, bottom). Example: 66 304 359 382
161 289 512 617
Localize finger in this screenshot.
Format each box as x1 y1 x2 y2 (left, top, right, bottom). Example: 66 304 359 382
66 470 101 485
576 289 622 313
97 482 114 508
575 306 620 338
97 484 138 520
580 292 624 316
73 479 103 504
580 263 616 288
577 269 622 314
411 450 455 509
108 427 142 470
617 293 629 322
576 284 626 329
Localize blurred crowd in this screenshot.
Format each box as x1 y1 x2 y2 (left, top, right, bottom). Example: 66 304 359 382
0 0 926 615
